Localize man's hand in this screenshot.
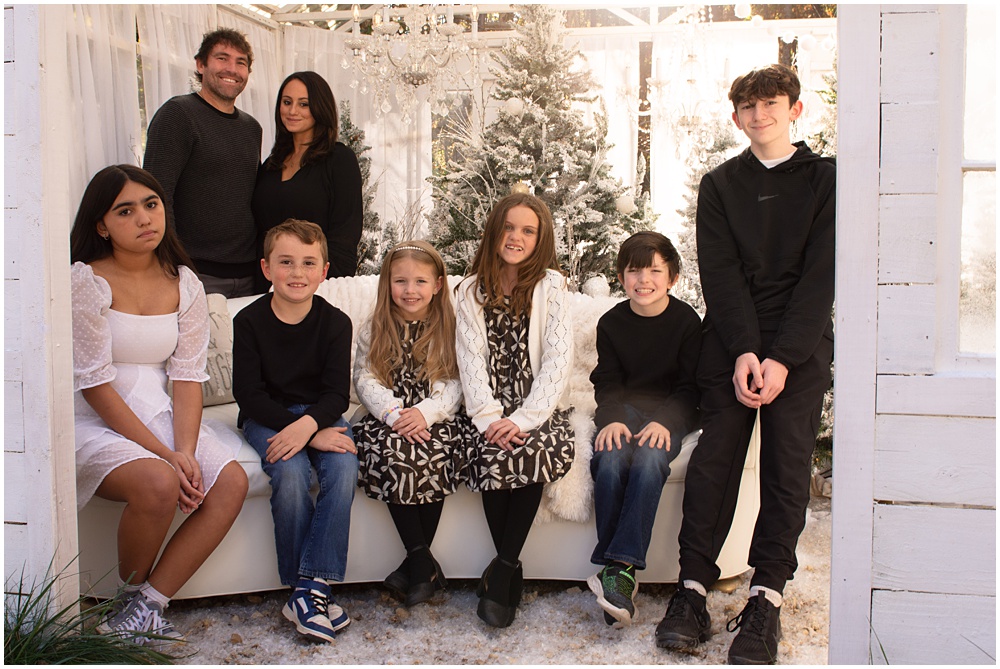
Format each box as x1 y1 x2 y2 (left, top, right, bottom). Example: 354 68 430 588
310 425 357 454
758 358 789 404
595 422 632 451
265 415 318 463
733 352 763 408
635 421 672 451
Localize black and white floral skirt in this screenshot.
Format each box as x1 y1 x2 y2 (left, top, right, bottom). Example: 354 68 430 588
465 302 575 492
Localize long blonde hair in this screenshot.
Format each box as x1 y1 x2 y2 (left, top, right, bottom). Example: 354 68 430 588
368 240 458 387
464 192 562 317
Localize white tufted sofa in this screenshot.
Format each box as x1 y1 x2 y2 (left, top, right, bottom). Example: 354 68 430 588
77 275 760 599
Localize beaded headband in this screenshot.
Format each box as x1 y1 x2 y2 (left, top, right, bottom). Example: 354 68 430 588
393 245 431 255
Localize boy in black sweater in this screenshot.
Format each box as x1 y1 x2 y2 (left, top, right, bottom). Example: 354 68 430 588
587 231 702 628
654 64 835 665
233 220 357 643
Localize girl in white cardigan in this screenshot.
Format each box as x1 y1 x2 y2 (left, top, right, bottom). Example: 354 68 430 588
455 193 575 627
354 241 472 607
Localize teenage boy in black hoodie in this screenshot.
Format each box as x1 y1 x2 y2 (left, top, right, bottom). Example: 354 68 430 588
654 64 835 665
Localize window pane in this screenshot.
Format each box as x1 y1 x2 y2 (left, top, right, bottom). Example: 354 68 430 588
960 171 996 354
964 5 996 161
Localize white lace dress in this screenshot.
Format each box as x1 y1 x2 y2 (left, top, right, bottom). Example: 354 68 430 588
72 262 242 510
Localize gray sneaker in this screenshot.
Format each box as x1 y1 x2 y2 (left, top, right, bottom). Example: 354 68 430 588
587 563 638 627
146 600 186 647
95 591 154 644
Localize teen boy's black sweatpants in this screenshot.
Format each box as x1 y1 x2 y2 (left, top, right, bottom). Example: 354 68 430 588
677 326 833 594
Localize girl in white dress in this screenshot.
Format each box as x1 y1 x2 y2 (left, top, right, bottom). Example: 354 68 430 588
70 165 248 645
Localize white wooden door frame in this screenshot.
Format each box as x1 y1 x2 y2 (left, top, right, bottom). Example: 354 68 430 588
828 4 881 664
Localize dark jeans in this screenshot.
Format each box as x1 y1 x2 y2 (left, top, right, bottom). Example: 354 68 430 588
590 405 683 570
678 327 833 593
198 273 256 299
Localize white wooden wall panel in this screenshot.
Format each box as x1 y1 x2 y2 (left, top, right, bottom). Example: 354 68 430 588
880 4 938 14
828 5 881 663
4 206 20 279
876 374 996 418
873 504 995 596
874 415 995 506
4 523 29 590
877 284 936 373
4 277 20 360
3 452 26 523
4 380 24 453
877 195 937 284
880 12 939 103
870 590 995 665
879 103 940 195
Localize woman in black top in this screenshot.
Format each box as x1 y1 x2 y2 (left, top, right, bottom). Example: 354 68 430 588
252 71 363 288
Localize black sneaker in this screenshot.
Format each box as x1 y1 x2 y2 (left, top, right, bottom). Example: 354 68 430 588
587 563 638 627
726 593 782 665
655 584 711 649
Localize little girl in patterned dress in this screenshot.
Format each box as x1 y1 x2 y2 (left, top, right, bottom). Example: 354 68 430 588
353 240 471 607
455 193 575 628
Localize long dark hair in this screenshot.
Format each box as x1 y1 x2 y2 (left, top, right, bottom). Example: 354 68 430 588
465 192 561 316
264 71 339 171
69 164 195 277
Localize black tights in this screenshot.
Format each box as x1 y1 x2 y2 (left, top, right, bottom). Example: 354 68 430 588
481 483 544 565
388 501 444 581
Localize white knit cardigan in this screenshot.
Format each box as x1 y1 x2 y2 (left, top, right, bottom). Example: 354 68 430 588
455 269 574 434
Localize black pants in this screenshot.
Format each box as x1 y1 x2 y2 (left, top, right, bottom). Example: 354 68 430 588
678 326 833 594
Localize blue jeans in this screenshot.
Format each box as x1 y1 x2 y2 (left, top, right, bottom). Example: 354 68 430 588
590 406 682 570
243 404 358 586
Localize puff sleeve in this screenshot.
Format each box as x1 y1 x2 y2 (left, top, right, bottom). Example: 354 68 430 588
165 266 210 383
71 262 116 392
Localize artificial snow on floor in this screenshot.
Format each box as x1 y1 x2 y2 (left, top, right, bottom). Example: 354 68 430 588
165 497 830 665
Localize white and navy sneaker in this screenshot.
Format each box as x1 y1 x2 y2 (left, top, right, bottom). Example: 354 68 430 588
282 578 350 642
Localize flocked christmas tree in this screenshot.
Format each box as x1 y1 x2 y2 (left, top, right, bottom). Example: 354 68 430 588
426 4 656 289
339 101 394 275
671 118 740 315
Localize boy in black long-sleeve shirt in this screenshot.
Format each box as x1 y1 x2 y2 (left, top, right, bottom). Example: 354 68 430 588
655 64 835 665
586 231 702 628
233 220 357 644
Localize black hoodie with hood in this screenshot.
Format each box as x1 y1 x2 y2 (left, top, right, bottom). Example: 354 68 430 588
696 141 835 370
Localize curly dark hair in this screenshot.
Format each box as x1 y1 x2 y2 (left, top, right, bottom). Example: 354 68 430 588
194 28 254 83
728 63 801 110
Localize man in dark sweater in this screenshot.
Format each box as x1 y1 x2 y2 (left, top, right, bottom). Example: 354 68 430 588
586 231 702 629
655 64 835 665
144 28 262 298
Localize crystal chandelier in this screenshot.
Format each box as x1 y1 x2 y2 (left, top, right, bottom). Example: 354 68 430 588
343 4 484 123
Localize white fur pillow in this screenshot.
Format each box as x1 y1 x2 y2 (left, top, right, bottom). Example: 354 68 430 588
203 293 235 407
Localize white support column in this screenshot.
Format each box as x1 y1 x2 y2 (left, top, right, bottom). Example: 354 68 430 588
828 4 881 664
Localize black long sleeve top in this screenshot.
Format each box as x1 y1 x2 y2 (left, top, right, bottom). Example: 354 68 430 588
233 294 352 432
696 142 836 369
143 93 262 277
252 142 364 280
590 298 702 438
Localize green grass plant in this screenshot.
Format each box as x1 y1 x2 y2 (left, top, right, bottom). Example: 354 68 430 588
5 561 176 665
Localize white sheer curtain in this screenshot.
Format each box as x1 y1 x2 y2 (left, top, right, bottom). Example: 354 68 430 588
217 7 282 157
573 35 639 192
283 25 432 238
136 4 217 130
57 4 143 206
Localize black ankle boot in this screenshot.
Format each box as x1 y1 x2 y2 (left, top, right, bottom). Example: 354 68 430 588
383 556 409 600
404 546 445 607
477 557 518 628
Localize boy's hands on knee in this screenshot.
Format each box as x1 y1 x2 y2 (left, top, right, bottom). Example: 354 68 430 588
310 425 357 454
595 422 632 451
265 415 318 463
636 421 672 450
758 358 788 404
393 407 432 444
733 352 764 408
